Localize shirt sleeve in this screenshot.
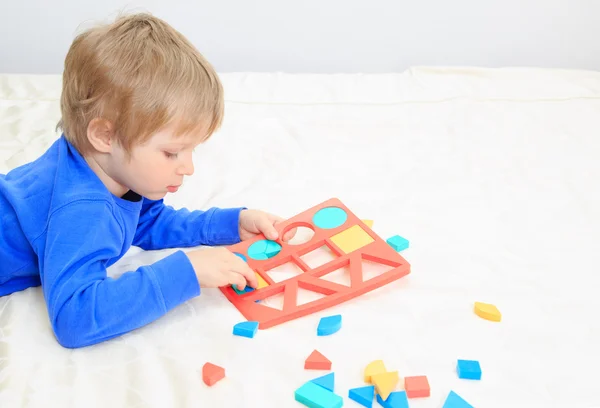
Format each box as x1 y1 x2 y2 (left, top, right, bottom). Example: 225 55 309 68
132 198 245 250
40 200 200 348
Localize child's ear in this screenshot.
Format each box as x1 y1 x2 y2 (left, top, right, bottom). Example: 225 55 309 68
87 118 115 154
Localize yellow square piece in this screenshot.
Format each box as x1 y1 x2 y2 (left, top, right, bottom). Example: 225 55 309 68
256 273 269 289
330 225 374 254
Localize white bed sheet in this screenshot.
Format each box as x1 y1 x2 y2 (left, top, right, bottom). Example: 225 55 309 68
1 67 600 408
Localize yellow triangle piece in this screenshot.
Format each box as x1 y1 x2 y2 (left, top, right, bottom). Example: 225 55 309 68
372 371 399 400
474 301 501 322
256 273 269 289
364 359 386 383
362 219 374 228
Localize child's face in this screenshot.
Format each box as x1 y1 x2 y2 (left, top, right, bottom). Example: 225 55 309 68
110 122 205 200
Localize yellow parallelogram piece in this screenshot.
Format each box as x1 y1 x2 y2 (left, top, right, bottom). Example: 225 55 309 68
474 301 501 322
364 360 387 383
330 225 375 254
372 371 400 400
362 219 374 228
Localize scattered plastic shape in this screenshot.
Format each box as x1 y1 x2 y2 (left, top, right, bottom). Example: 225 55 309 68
295 381 343 408
362 219 374 228
317 315 342 336
364 360 387 383
474 301 502 322
256 272 269 289
442 391 474 408
313 207 348 229
376 390 409 408
371 371 399 401
234 252 247 261
457 359 482 380
348 385 375 407
233 284 254 295
330 224 375 254
404 375 430 398
386 235 409 252
233 321 259 338
310 372 335 392
247 239 282 260
202 362 225 386
305 350 332 370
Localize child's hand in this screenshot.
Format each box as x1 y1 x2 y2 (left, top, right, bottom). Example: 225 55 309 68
186 247 258 290
239 209 297 242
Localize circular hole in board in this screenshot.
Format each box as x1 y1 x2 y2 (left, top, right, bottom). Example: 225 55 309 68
281 222 315 245
312 206 348 229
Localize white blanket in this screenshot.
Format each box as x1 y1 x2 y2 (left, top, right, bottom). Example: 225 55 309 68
1 67 600 408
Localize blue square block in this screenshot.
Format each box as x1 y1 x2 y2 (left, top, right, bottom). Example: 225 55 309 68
457 359 482 380
386 235 409 252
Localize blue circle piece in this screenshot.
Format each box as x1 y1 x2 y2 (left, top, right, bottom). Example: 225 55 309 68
312 207 348 229
247 239 282 260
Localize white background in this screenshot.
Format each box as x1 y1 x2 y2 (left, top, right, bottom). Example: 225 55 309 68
1 0 599 74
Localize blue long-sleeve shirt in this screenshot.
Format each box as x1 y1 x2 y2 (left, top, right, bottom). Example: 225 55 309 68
0 135 244 348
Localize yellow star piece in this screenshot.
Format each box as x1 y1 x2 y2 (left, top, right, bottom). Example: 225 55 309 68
364 359 386 383
372 371 399 400
474 301 502 322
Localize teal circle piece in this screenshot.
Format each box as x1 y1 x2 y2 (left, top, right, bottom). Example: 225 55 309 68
247 239 282 260
312 207 348 229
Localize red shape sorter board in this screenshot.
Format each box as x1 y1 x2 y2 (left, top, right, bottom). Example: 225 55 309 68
219 197 411 329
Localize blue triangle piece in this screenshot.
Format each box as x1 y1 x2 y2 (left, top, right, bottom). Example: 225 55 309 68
310 372 334 392
376 390 409 408
317 314 342 336
232 321 259 338
348 385 374 408
442 391 474 408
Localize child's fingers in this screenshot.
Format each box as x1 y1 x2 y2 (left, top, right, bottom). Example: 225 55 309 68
230 255 258 288
228 272 247 291
257 217 279 240
282 227 297 241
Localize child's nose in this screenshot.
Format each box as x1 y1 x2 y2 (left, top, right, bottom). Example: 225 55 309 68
178 156 194 176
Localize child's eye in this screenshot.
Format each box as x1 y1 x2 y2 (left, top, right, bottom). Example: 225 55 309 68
164 151 178 159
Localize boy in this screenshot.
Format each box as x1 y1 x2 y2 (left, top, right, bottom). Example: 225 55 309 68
0 13 294 348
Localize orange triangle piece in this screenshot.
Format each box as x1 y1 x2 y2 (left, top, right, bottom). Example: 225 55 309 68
304 349 332 370
202 362 225 386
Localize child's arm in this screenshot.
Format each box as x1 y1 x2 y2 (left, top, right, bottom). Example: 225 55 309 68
42 200 201 348
132 198 244 250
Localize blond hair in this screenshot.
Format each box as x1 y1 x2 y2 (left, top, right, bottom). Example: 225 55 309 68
57 13 224 155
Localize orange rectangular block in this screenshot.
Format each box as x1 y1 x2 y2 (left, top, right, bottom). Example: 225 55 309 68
404 375 430 398
220 198 411 329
